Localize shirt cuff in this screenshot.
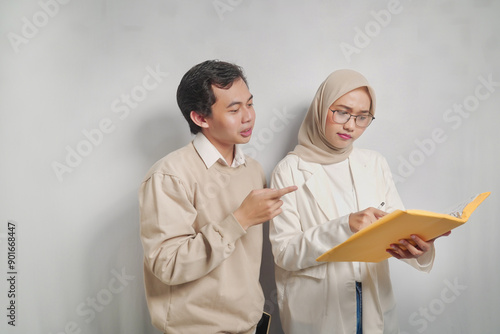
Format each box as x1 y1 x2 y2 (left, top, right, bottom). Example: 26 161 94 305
417 244 435 267
216 213 247 245
340 214 354 237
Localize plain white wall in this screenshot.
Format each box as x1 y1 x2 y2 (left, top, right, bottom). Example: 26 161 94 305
1 1 499 333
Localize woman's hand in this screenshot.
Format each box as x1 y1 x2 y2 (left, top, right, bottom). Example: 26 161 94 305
386 231 451 259
349 207 387 233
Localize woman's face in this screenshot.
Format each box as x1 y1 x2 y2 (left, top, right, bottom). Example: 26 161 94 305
324 87 372 149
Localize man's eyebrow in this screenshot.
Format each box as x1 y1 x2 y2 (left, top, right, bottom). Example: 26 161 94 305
226 95 253 108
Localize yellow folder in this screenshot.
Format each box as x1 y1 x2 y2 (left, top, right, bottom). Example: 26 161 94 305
316 192 490 263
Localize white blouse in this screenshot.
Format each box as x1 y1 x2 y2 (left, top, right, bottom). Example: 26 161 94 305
322 158 363 281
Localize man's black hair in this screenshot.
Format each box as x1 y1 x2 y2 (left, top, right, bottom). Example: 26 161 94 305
176 60 248 134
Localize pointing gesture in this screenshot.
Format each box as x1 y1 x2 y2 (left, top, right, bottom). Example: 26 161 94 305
234 186 298 230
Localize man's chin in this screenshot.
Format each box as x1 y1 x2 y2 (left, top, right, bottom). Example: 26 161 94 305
238 135 252 143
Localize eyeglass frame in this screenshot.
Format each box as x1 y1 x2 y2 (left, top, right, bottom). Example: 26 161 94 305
329 109 375 128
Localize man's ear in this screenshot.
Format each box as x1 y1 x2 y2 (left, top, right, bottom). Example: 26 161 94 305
190 111 209 129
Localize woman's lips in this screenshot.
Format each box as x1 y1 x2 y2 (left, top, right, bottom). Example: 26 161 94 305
337 133 352 140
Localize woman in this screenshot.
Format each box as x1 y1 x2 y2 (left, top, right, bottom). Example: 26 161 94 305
269 69 446 333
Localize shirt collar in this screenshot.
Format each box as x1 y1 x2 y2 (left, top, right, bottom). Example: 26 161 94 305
193 132 246 168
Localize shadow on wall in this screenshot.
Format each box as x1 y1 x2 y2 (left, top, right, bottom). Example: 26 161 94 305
79 111 193 334
281 102 307 154
259 102 308 334
135 108 194 166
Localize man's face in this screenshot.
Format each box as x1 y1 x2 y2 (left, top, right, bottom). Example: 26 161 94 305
202 78 255 154
324 87 371 149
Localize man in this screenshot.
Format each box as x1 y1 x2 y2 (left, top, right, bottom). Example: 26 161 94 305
139 60 296 334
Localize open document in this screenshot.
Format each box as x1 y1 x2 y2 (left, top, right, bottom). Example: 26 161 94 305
316 192 491 263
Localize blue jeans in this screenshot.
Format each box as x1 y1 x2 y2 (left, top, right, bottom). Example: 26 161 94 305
356 281 362 334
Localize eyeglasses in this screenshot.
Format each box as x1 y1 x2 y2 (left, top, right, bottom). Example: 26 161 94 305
329 109 375 128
